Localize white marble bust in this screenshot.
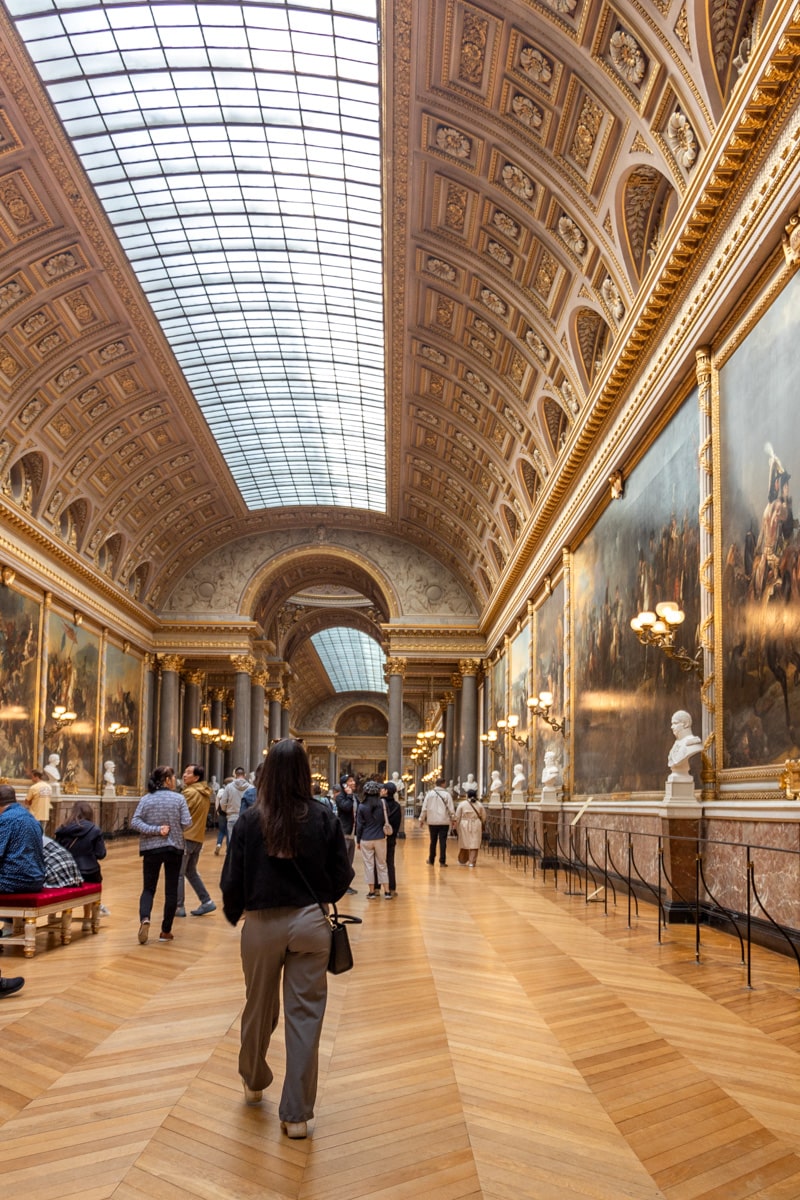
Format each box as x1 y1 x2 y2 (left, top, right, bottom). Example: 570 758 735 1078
511 763 526 792
391 770 405 796
542 750 563 788
44 753 61 795
103 760 116 797
489 769 502 795
667 710 702 780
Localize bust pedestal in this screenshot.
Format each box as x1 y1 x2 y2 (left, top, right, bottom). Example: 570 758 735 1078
540 785 562 805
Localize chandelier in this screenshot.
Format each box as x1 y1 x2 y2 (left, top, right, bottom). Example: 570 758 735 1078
51 704 77 730
191 698 220 745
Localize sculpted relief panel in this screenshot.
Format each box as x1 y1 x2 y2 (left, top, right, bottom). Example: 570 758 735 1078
163 527 478 618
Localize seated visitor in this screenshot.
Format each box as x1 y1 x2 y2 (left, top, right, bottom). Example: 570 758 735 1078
0 784 46 894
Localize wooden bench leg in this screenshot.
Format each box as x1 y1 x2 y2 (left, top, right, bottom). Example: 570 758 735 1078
23 917 37 957
60 908 73 944
90 900 101 933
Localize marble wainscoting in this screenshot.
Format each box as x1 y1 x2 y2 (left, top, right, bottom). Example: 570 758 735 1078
702 816 800 932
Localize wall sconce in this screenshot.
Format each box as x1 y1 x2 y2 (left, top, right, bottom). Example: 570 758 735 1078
630 601 703 679
497 713 529 747
480 727 501 756
51 704 77 730
107 721 131 741
526 691 565 735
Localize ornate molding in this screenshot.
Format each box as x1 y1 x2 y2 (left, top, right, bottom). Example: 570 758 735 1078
158 653 184 673
385 656 407 677
231 654 256 676
458 657 481 675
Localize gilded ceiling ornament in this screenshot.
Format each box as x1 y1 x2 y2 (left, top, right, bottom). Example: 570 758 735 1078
0 178 33 225
420 344 446 364
560 381 580 415
43 251 78 278
525 329 549 362
140 404 164 420
55 364 83 389
89 400 109 419
511 94 543 128
428 372 444 396
464 372 488 395
102 427 124 448
473 317 496 341
601 276 625 322
609 29 646 84
0 437 12 471
468 336 492 359
509 354 526 386
0 278 28 312
412 455 432 472
487 240 512 266
533 447 549 477
115 370 138 394
782 210 800 267
445 182 467 231
492 210 519 238
543 0 577 11
520 45 553 84
557 214 586 255
19 397 44 427
427 256 456 282
674 3 690 51
99 340 126 362
65 290 96 324
436 295 455 327
45 488 63 518
570 96 603 170
504 405 524 435
37 332 62 354
502 162 534 201
109 498 126 519
667 111 698 168
50 416 73 440
78 385 101 405
459 10 488 86
436 125 471 159
487 461 504 485
534 252 557 299
21 311 47 336
480 287 507 316
1 352 20 378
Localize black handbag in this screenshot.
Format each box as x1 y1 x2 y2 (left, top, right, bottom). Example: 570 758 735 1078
293 860 362 975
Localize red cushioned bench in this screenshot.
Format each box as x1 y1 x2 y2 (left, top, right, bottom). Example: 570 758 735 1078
0 884 102 957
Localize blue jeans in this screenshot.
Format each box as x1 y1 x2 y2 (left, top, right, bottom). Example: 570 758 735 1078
216 811 228 848
177 839 210 907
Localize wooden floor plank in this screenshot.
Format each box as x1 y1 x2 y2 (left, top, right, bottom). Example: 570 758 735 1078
2 832 800 1198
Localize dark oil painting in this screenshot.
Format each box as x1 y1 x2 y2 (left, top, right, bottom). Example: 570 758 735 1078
46 616 99 788
509 623 531 777
533 579 565 787
572 394 700 794
720 273 800 767
104 643 141 790
0 585 41 778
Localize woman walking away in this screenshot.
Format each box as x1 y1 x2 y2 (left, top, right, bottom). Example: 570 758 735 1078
55 800 108 928
221 738 353 1140
131 766 191 944
455 785 485 868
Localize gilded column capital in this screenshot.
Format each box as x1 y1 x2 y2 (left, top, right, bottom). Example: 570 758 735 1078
443 691 455 706
695 345 712 385
185 669 205 687
43 590 52 608
458 658 481 676
159 654 184 673
252 669 269 688
211 687 229 702
385 656 407 677
144 652 155 670
327 743 336 753
231 654 256 675
266 687 284 704
451 673 463 691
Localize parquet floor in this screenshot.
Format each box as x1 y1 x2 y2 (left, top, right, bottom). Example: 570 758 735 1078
1 829 800 1199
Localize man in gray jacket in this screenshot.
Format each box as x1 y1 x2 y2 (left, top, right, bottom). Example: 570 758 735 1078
218 768 250 836
419 777 455 867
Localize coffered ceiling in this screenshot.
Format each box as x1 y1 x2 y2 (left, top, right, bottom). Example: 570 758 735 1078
0 0 787 629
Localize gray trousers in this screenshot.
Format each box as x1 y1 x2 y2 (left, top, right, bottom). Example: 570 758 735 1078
239 905 330 1122
177 839 210 907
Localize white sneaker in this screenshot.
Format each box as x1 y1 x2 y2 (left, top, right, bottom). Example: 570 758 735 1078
467 863 475 869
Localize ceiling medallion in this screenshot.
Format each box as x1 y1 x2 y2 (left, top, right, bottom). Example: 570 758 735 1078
609 29 646 84
667 111 698 168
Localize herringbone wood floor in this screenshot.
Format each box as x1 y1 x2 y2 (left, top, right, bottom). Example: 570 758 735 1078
2 828 800 1199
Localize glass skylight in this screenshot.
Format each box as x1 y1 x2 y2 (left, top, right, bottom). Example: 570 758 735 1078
8 0 385 510
312 627 386 693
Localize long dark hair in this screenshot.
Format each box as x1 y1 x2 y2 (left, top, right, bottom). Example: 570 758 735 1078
257 739 311 857
68 801 94 824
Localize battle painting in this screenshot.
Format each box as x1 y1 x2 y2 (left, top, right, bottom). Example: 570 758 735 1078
533 579 565 788
0 586 40 778
104 643 141 790
720 273 800 768
572 395 700 794
46 616 99 788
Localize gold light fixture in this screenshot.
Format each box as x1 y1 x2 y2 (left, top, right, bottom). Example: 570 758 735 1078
51 704 77 730
107 721 131 740
497 712 529 747
191 698 220 745
214 711 234 749
480 727 501 756
526 691 565 735
630 601 703 679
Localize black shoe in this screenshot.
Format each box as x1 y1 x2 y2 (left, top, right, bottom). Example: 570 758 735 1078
440 861 447 867
345 887 357 895
426 859 434 865
0 975 24 997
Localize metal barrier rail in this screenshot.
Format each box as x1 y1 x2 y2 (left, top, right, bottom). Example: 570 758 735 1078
480 811 800 990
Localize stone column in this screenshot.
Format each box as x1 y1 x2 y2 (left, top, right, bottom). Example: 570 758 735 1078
385 656 406 781
328 744 337 792
443 692 455 784
210 688 226 784
696 345 716 803
250 669 268 765
458 658 480 787
231 655 255 771
267 687 283 745
157 654 184 769
182 669 204 768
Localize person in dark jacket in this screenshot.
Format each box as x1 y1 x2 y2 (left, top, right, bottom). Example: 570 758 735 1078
334 774 358 894
379 781 403 896
355 780 392 900
220 738 353 1140
55 801 107 883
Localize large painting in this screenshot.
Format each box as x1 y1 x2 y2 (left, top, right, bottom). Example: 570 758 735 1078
46 616 99 788
720 273 800 768
572 394 700 793
104 643 141 790
0 585 41 778
509 622 531 773
534 579 565 787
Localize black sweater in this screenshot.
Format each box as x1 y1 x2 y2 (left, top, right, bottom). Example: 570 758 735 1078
220 798 354 925
54 818 107 880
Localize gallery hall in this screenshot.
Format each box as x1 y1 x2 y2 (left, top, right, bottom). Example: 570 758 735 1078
1 0 800 1195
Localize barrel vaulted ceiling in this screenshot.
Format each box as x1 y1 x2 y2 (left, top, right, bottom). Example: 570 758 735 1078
0 0 793 628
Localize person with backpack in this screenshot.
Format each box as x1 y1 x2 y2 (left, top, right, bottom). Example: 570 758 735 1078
419 777 455 867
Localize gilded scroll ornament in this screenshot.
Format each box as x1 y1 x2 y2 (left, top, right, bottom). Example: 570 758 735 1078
492 209 519 238
782 211 800 267
512 94 543 128
459 10 488 86
520 46 552 84
667 111 698 168
502 162 534 201
557 215 586 255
